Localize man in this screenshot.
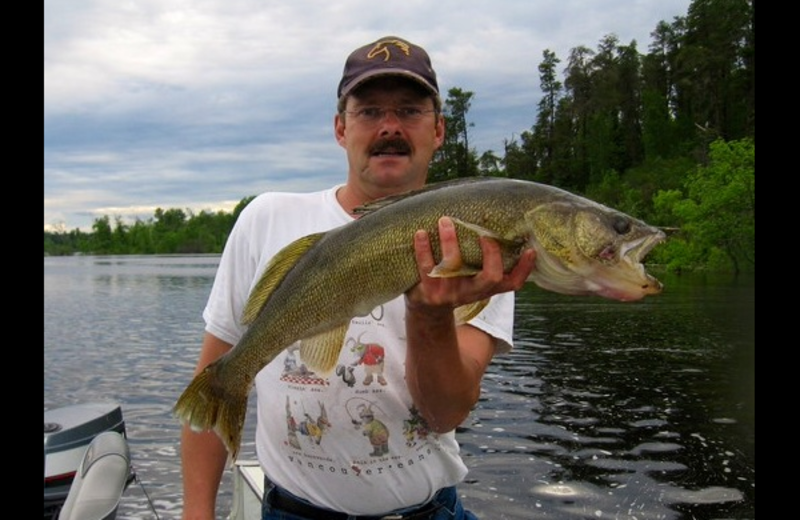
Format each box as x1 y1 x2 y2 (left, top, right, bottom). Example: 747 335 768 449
180 35 536 520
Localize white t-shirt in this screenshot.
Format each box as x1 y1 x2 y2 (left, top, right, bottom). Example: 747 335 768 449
203 185 516 515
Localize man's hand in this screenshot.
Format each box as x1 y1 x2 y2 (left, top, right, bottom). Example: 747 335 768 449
406 216 535 310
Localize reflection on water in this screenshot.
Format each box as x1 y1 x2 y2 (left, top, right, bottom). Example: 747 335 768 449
461 276 754 519
44 256 754 519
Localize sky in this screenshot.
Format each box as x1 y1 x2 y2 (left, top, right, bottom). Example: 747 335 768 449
44 0 692 232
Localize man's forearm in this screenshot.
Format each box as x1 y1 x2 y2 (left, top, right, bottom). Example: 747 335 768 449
404 302 487 433
180 426 229 520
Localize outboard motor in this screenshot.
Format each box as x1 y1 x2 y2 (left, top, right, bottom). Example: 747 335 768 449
45 402 127 517
57 431 132 520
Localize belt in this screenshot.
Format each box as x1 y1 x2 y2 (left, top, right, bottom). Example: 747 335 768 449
265 478 446 520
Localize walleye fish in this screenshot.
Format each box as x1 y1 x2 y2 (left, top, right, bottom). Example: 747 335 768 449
174 177 665 460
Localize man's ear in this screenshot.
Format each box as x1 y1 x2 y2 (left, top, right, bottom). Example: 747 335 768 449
434 115 446 149
334 113 346 147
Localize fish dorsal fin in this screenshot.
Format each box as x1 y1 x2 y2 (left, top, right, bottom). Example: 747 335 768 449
241 232 326 325
352 177 495 217
454 299 490 324
298 324 349 374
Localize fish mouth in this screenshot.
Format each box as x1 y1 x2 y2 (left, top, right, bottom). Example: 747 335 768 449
618 230 667 297
622 229 666 264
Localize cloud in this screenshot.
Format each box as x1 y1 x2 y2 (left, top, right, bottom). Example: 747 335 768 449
44 0 691 231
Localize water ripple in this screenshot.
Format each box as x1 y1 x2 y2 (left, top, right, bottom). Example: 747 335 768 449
45 257 755 519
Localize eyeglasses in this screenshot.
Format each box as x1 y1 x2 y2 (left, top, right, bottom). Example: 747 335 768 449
343 106 438 125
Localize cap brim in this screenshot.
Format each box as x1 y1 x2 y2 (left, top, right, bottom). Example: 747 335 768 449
339 69 438 99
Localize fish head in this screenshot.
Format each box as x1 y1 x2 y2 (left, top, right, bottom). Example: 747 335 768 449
525 201 666 302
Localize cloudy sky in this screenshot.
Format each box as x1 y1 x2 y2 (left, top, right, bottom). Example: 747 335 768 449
44 0 691 232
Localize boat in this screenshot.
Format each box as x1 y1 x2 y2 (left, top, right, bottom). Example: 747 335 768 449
42 401 309 520
229 460 265 520
44 402 133 520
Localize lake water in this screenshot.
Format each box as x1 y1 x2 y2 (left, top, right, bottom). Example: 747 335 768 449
44 255 755 520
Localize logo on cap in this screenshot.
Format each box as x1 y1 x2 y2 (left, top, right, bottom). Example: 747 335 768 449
367 39 412 62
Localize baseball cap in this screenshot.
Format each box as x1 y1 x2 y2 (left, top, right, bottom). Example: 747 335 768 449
337 36 439 99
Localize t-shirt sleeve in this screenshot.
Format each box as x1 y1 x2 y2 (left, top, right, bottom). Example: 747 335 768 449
202 200 263 346
467 290 516 354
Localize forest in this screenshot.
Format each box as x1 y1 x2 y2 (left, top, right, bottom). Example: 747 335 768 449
44 0 754 274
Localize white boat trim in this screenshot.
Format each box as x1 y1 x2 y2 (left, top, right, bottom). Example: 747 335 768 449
229 460 265 520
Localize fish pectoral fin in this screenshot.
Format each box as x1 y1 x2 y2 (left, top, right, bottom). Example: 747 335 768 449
241 232 326 325
454 299 490 324
428 217 515 278
428 258 481 278
299 325 349 374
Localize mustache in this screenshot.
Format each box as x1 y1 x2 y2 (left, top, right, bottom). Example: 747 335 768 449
369 138 411 155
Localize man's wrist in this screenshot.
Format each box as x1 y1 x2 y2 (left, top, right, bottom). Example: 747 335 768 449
404 294 455 319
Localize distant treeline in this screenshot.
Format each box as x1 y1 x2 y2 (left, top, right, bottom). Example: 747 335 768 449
45 197 255 257
44 0 755 274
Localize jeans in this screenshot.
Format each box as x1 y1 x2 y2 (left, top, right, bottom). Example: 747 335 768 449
261 481 480 520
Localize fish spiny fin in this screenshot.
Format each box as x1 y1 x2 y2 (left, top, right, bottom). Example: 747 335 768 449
454 299 490 325
298 324 349 374
352 178 495 217
241 232 326 325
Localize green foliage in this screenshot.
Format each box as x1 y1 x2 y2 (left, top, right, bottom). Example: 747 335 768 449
430 87 480 182
91 216 114 254
44 228 91 256
584 170 646 217
653 138 754 273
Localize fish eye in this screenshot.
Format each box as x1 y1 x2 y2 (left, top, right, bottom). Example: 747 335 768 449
612 216 631 235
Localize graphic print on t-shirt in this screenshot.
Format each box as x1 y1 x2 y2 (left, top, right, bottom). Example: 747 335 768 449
348 400 390 456
285 396 331 449
280 344 329 386
340 331 387 386
275 302 444 469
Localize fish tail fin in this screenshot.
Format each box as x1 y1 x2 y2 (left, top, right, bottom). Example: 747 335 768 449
173 364 248 463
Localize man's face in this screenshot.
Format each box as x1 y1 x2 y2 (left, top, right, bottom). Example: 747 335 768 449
335 78 445 194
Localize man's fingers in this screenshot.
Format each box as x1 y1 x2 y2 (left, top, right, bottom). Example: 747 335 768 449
507 248 536 289
413 229 435 274
437 217 458 256
477 236 504 283
437 217 465 272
